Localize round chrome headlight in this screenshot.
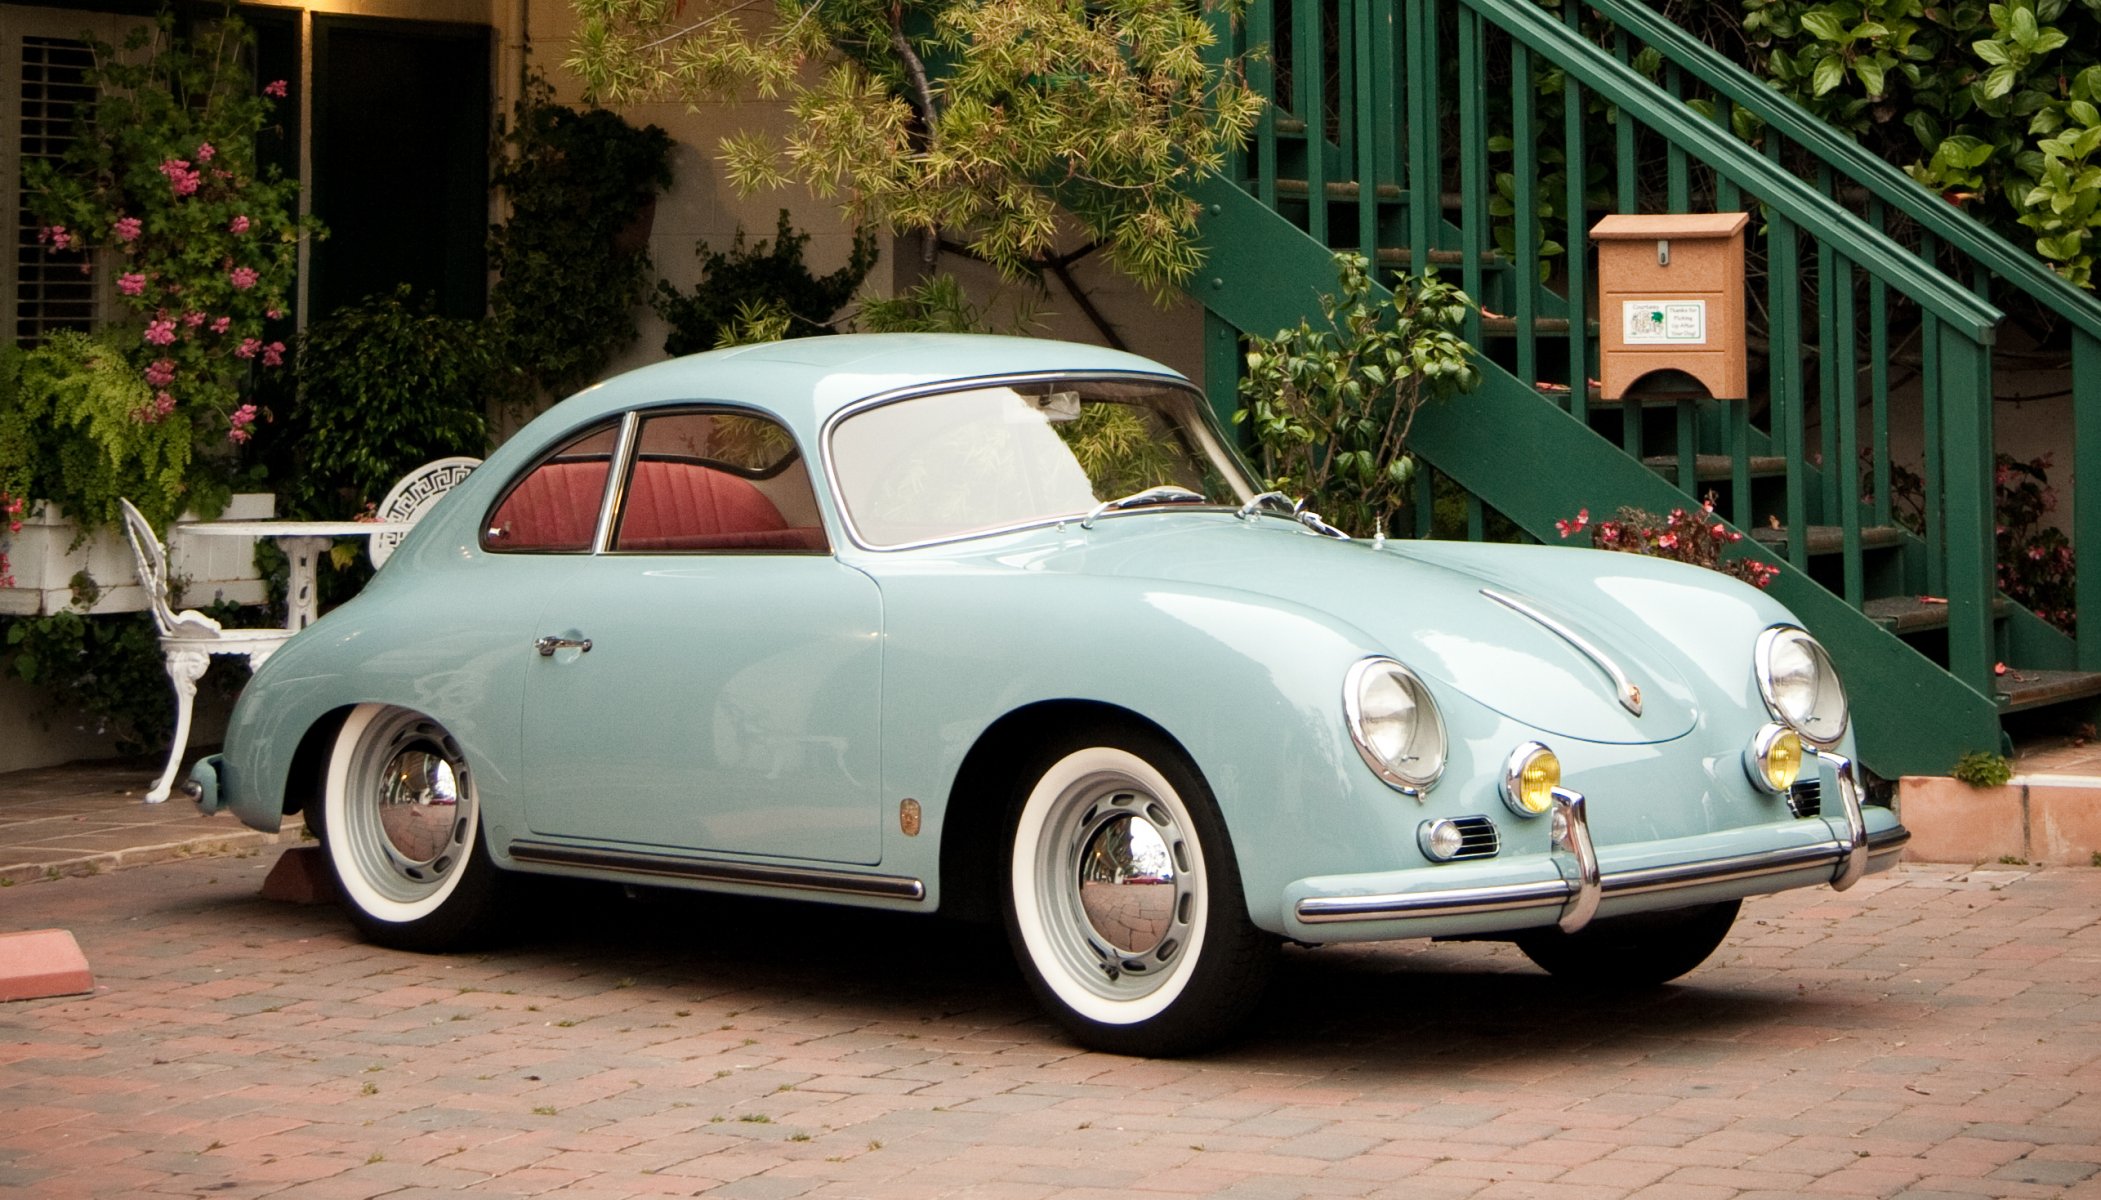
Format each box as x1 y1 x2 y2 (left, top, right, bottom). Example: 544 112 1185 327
1344 657 1447 794
1754 625 1848 745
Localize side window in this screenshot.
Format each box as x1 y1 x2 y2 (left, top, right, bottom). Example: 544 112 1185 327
482 422 620 552
613 410 828 553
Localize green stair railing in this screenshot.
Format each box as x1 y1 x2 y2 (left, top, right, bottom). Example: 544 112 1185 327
1192 0 2101 776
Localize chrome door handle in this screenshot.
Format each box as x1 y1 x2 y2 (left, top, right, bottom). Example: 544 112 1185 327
535 635 592 657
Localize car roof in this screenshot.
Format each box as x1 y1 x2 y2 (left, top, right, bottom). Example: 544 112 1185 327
547 333 1189 436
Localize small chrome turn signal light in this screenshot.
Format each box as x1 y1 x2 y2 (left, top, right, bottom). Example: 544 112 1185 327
1500 741 1560 817
1418 818 1466 862
1744 722 1804 794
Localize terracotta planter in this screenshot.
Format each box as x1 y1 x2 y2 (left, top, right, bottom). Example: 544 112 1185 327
0 493 276 617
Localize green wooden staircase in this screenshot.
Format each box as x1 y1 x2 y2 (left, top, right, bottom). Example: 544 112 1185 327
1191 0 2101 778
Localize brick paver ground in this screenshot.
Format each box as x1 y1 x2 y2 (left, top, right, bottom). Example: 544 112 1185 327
2 851 2097 1199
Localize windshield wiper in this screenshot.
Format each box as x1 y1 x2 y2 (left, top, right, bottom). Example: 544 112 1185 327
1235 491 1350 540
1080 485 1208 529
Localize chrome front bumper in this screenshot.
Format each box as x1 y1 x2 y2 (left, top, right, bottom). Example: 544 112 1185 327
1288 749 1905 939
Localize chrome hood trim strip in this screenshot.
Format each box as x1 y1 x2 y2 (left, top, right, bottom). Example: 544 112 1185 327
1480 588 1644 716
509 841 927 901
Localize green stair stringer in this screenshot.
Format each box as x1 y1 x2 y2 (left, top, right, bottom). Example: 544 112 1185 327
1190 175 2005 777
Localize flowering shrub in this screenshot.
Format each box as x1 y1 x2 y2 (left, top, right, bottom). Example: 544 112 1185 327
17 7 314 528
1557 493 1780 589
1994 455 2076 633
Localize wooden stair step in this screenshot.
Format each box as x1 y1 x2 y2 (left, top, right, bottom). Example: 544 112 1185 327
1997 668 2101 713
1862 595 2012 635
1375 246 1509 269
1271 178 1407 203
1642 454 1789 482
1748 524 1906 555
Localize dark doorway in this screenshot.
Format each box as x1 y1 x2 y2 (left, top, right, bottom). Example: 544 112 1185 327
309 16 489 320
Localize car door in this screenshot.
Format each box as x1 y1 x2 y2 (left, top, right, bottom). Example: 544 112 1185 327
511 409 885 865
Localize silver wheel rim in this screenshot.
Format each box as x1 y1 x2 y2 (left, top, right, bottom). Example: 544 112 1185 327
339 708 477 906
1030 769 1202 1004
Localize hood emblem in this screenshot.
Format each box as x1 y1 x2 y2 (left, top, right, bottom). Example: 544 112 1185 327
1480 588 1645 717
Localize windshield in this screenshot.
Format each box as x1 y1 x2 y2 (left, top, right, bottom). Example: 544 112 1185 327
829 378 1257 548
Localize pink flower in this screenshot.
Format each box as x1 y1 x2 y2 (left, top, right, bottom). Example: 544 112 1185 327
1658 534 1679 550
1554 507 1591 539
1711 523 1726 537
183 310 206 328
210 316 232 335
229 266 259 290
228 404 257 444
39 225 72 250
234 337 261 360
261 341 286 368
113 216 142 242
158 158 201 196
264 79 288 98
143 319 177 346
196 142 215 162
229 215 250 234
118 271 147 296
265 308 282 320
144 358 177 387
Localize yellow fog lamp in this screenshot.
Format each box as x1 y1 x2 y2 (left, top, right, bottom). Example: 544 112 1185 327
1499 741 1561 817
1744 722 1804 794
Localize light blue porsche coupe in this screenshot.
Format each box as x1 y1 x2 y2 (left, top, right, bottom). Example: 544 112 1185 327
191 333 1907 1055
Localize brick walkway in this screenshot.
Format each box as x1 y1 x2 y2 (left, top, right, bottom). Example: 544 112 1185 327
2 849 2097 1198
0 759 295 888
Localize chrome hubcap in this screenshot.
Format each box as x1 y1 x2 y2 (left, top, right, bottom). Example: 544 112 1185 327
343 711 476 904
1039 780 1199 1000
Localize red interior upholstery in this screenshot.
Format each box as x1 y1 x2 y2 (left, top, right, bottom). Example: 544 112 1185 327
486 460 607 551
489 457 824 553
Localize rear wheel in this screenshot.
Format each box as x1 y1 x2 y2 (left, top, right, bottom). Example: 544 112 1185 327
1514 899 1740 987
320 704 507 951
1003 727 1274 1055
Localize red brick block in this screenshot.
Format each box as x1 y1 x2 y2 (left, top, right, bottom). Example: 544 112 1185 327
260 845 336 905
0 928 94 1001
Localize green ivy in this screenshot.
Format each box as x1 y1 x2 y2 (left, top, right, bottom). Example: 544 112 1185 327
487 72 674 403
653 211 878 356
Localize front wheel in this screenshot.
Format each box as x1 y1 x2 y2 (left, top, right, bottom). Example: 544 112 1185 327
1003 729 1274 1056
1513 899 1740 988
320 704 507 951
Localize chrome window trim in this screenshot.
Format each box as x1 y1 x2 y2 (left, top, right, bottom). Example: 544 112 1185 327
818 370 1260 553
480 414 628 556
590 411 641 556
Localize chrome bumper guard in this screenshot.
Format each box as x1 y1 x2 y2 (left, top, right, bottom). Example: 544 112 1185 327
1296 753 1893 928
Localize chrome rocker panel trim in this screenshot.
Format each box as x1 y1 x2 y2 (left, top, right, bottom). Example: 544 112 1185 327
1295 758 1896 928
507 840 928 902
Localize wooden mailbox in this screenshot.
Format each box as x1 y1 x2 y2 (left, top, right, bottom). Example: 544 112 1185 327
1591 212 1750 401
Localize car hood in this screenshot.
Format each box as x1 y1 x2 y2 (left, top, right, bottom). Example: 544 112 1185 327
1014 516 1709 744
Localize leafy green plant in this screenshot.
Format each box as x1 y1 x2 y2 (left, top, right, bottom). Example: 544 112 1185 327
1741 0 2101 286
25 5 315 460
2 607 240 755
1867 450 2076 632
1951 749 2014 787
290 287 491 517
1235 253 1479 537
567 0 1261 299
487 72 673 403
2 331 213 535
652 211 877 355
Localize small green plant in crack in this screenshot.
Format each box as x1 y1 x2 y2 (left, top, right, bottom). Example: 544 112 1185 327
1951 751 2014 788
